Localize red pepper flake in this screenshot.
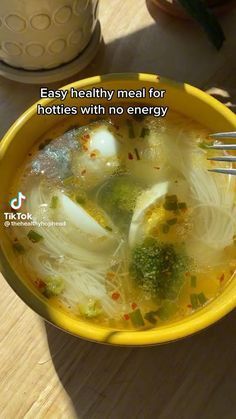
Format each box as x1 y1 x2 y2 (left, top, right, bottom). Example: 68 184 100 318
28 153 32 157
114 124 119 130
34 279 45 289
219 273 225 283
154 166 160 170
128 152 134 160
81 169 86 176
111 292 120 301
81 133 90 141
124 314 130 321
187 304 192 308
131 302 137 310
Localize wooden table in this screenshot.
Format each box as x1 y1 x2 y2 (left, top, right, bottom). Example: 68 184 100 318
1 1 236 418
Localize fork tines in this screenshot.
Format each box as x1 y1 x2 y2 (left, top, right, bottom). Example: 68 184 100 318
207 131 236 175
207 156 236 162
207 144 236 150
209 132 236 139
208 168 236 175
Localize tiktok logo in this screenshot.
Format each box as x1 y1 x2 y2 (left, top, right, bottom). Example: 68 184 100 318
10 192 26 210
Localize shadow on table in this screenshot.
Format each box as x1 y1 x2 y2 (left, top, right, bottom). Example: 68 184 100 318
74 0 236 109
37 8 236 419
45 310 236 419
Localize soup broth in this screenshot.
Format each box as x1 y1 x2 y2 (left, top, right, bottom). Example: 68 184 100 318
8 110 236 330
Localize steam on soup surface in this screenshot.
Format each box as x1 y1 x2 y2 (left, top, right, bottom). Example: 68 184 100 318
9 111 236 330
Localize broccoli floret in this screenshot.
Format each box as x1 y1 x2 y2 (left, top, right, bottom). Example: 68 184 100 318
99 175 142 212
43 276 64 298
98 175 142 231
130 238 188 299
79 299 102 318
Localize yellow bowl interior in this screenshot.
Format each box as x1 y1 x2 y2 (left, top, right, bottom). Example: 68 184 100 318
1 73 236 346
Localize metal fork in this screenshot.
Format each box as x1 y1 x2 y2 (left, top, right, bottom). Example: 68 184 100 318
207 132 236 175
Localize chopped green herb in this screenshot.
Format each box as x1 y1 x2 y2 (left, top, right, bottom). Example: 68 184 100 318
167 218 177 226
162 224 170 234
50 195 58 209
165 195 178 203
140 127 150 138
63 176 75 186
198 141 209 150
198 140 213 150
144 311 158 324
157 301 178 321
190 293 199 309
198 292 207 305
75 195 86 205
126 120 135 138
105 226 113 232
163 195 178 211
134 147 141 160
178 202 187 211
27 230 43 243
13 242 25 254
190 275 197 288
129 308 145 327
164 201 178 211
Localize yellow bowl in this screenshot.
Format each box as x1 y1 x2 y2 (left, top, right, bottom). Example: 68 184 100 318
1 73 236 346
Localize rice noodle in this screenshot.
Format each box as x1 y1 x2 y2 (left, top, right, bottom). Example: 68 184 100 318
13 181 128 317
163 127 236 250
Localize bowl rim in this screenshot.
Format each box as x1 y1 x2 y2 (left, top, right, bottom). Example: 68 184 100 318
1 72 236 346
